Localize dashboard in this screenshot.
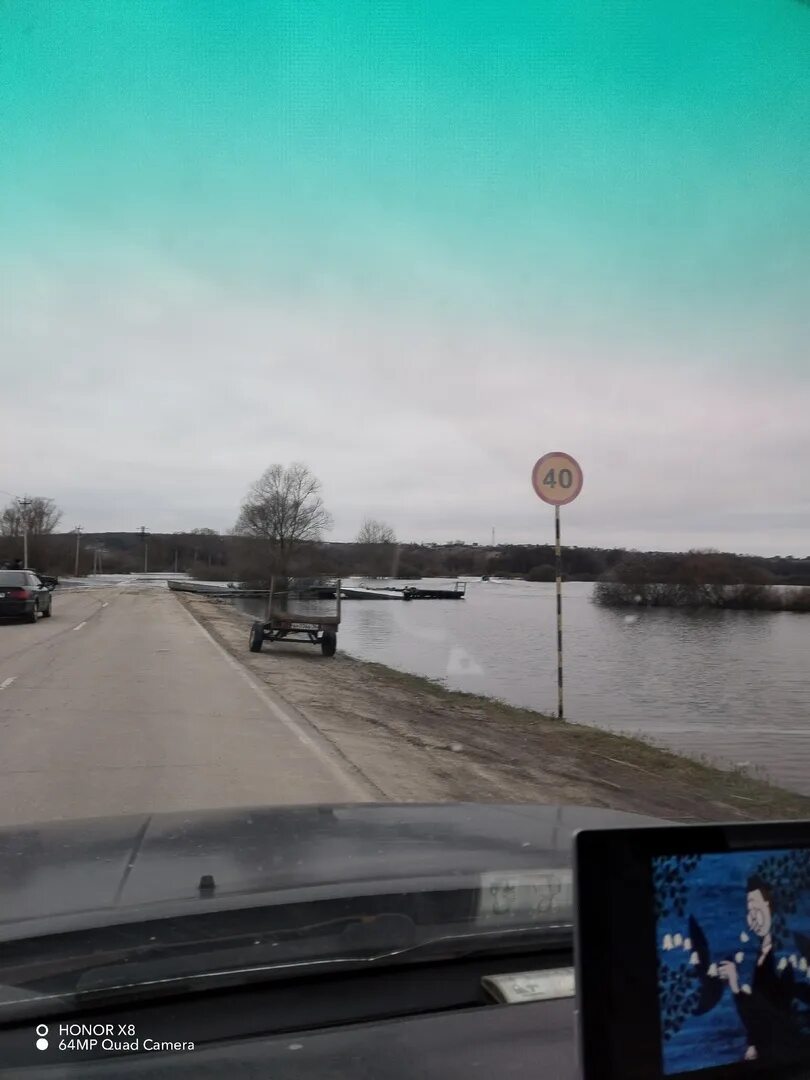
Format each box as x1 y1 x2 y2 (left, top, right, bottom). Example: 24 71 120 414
0 952 577 1078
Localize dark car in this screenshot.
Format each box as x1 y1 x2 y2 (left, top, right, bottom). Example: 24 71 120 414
0 570 53 622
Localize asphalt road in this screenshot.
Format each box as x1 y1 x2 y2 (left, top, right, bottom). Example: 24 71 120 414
0 584 371 827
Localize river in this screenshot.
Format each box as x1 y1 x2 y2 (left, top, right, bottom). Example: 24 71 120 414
235 578 810 796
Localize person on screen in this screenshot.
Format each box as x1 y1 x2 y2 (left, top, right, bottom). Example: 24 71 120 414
718 875 810 1065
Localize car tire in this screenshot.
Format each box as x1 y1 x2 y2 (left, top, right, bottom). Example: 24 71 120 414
249 622 264 652
321 630 337 657
27 607 38 623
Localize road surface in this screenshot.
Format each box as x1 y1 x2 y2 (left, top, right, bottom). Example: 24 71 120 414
0 583 371 827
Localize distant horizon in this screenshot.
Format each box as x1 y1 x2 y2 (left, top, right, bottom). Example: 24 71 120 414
21 528 809 563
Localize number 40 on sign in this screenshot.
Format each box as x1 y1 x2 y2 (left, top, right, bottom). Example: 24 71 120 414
531 452 583 506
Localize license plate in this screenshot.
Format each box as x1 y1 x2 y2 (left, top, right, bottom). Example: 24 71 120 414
290 622 319 631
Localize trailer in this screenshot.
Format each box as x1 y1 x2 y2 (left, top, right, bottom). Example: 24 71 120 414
248 577 342 656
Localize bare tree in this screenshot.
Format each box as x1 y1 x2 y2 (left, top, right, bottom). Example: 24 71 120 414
0 496 62 538
233 463 333 574
355 518 396 545
354 517 398 577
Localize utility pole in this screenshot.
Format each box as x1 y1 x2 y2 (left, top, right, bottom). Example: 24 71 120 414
491 526 495 548
19 497 31 567
74 527 83 576
138 526 149 573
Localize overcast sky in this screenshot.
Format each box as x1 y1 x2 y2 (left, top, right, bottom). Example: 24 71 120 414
2 1 808 556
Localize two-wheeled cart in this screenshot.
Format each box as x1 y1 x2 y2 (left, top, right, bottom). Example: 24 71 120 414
248 577 341 657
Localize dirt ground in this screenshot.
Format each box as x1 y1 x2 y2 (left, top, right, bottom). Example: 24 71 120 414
178 593 810 823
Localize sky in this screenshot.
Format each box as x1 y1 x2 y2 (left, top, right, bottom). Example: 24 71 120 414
1 0 809 556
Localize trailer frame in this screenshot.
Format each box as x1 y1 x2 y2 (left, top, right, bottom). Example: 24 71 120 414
248 576 342 656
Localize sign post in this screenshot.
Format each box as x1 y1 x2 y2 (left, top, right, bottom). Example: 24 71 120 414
531 451 583 720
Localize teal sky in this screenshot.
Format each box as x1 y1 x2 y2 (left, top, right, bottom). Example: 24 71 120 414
2 0 809 551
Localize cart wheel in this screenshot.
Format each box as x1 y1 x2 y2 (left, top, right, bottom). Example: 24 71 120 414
249 622 265 652
321 630 337 657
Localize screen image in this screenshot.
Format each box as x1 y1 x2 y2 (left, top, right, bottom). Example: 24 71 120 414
654 849 810 1076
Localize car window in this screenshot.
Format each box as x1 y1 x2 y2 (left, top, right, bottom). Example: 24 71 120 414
0 572 27 586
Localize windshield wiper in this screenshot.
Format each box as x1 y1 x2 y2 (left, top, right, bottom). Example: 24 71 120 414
0 922 571 1025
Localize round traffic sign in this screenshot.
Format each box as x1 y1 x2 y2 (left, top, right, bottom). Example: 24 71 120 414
531 451 583 506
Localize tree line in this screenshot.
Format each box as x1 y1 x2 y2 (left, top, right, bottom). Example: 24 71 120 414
594 551 810 612
2 468 809 586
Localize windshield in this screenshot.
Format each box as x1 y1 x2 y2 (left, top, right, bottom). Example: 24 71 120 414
1 0 809 1016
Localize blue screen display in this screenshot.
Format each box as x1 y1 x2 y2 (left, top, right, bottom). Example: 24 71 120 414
654 848 810 1075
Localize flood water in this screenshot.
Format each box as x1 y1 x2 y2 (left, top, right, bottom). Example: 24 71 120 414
235 579 810 794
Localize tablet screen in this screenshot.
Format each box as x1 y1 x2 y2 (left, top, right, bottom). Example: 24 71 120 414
575 823 810 1080
654 848 810 1075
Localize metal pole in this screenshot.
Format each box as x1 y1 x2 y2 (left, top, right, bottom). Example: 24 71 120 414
74 527 82 576
138 526 148 573
19 497 31 567
555 504 564 720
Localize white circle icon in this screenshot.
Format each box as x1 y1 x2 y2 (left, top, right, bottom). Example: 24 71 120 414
36 1038 48 1051
36 1024 49 1036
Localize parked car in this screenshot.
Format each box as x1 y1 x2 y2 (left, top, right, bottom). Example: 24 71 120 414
0 570 53 622
0 562 59 589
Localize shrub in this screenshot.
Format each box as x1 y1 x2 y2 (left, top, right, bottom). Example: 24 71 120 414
526 564 557 582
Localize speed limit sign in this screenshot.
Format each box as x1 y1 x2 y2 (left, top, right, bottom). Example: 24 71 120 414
530 450 583 722
531 451 583 506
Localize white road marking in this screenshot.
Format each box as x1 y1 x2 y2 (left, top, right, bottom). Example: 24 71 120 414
102 602 109 608
72 621 87 631
0 676 16 690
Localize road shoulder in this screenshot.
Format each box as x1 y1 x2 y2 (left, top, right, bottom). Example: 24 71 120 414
176 593 810 823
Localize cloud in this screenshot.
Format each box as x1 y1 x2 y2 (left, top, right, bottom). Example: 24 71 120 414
1 252 808 554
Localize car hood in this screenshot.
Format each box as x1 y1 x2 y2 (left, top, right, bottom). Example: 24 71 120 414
0 803 667 941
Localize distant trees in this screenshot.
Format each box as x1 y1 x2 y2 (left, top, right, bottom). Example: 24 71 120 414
355 518 396 545
594 551 780 609
0 496 62 538
354 518 398 577
232 463 333 577
486 544 624 580
527 564 557 582
0 496 63 569
181 528 224 572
